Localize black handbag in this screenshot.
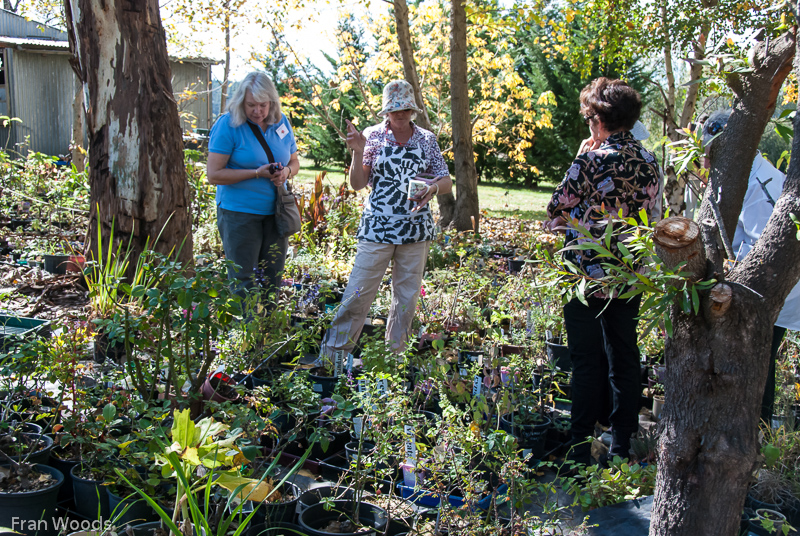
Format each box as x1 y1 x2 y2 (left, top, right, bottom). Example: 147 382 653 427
246 122 302 238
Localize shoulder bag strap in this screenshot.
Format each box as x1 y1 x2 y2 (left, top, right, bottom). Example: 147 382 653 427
246 121 275 163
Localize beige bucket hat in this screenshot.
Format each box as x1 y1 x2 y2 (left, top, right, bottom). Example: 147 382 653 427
378 80 423 117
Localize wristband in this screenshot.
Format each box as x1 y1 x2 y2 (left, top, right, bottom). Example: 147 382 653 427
431 183 439 196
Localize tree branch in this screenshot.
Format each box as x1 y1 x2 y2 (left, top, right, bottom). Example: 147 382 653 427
699 30 796 272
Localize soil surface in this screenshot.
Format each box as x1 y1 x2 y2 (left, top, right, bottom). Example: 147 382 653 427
0 464 58 493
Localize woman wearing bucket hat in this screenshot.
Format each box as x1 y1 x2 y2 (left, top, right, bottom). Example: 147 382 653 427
320 79 452 357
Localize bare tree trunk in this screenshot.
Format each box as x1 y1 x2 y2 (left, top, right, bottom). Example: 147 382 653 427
219 8 231 114
393 0 430 131
448 0 479 233
649 30 797 536
71 76 85 172
66 0 193 281
660 17 708 216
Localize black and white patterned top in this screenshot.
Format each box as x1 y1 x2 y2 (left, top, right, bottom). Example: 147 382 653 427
357 120 448 245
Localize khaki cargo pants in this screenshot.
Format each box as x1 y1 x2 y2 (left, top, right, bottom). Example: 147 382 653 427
321 240 429 355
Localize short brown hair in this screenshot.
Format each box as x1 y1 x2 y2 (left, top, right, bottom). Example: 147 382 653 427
580 78 642 132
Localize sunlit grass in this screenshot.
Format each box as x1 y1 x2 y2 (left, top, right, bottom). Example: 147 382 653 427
294 157 559 221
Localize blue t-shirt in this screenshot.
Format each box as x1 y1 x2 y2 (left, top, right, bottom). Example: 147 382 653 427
209 112 298 215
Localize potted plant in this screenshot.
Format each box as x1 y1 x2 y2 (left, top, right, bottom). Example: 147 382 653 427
118 408 308 536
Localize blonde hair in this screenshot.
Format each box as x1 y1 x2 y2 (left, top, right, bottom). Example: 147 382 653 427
227 72 282 127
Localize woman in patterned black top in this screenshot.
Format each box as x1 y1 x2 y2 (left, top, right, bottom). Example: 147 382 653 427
320 80 452 358
546 78 662 466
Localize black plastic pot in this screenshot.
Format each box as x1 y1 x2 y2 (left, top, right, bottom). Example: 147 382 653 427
3 432 53 465
246 522 310 536
308 372 338 399
107 487 158 526
499 413 552 459
310 426 350 460
248 481 301 526
507 257 527 274
298 500 387 536
545 338 571 371
48 449 80 502
70 464 110 520
43 254 70 275
297 485 355 514
0 463 64 536
344 441 376 465
93 331 125 364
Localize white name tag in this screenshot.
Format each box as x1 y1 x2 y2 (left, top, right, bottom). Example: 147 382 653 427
276 124 289 139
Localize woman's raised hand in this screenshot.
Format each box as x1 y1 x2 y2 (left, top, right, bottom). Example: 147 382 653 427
345 119 367 153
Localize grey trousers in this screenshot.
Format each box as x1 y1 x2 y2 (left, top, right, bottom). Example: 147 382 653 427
322 240 429 355
216 206 288 302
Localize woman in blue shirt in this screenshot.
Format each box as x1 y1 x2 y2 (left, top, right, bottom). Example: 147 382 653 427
207 72 299 304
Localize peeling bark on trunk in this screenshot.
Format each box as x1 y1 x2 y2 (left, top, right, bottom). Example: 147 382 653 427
649 29 798 536
66 0 193 280
448 0 479 233
71 77 85 173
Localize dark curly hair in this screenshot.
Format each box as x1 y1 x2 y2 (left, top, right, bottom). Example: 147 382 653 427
580 78 642 132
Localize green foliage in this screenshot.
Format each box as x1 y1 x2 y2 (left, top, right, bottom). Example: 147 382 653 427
567 456 657 511
542 209 717 337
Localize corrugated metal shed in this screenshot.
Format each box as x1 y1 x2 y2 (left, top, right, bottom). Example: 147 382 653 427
0 8 218 157
0 9 65 41
170 58 215 133
4 47 75 156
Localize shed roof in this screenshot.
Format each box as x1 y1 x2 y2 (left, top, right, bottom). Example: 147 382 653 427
0 35 68 52
0 34 219 65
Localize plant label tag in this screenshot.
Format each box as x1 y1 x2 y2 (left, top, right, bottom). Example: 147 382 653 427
522 448 532 459
459 367 468 377
377 378 388 398
401 463 416 487
404 424 417 463
473 375 482 397
334 350 345 377
477 354 483 368
346 353 355 372
353 416 363 438
358 378 368 393
312 383 323 393
527 310 534 334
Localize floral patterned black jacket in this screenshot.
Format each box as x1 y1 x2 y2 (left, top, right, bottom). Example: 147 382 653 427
546 131 662 288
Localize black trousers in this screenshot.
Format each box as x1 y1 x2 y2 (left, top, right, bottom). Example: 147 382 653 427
565 295 642 463
762 325 787 424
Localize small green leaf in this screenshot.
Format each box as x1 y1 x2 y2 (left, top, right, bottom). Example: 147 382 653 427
102 403 117 423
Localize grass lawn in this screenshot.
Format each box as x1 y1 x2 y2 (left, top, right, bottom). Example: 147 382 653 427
294 157 558 222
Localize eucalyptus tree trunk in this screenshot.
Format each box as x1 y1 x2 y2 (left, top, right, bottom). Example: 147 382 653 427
65 0 193 280
649 30 798 536
448 0 479 233
219 6 231 114
391 0 456 226
658 7 709 216
71 77 85 173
